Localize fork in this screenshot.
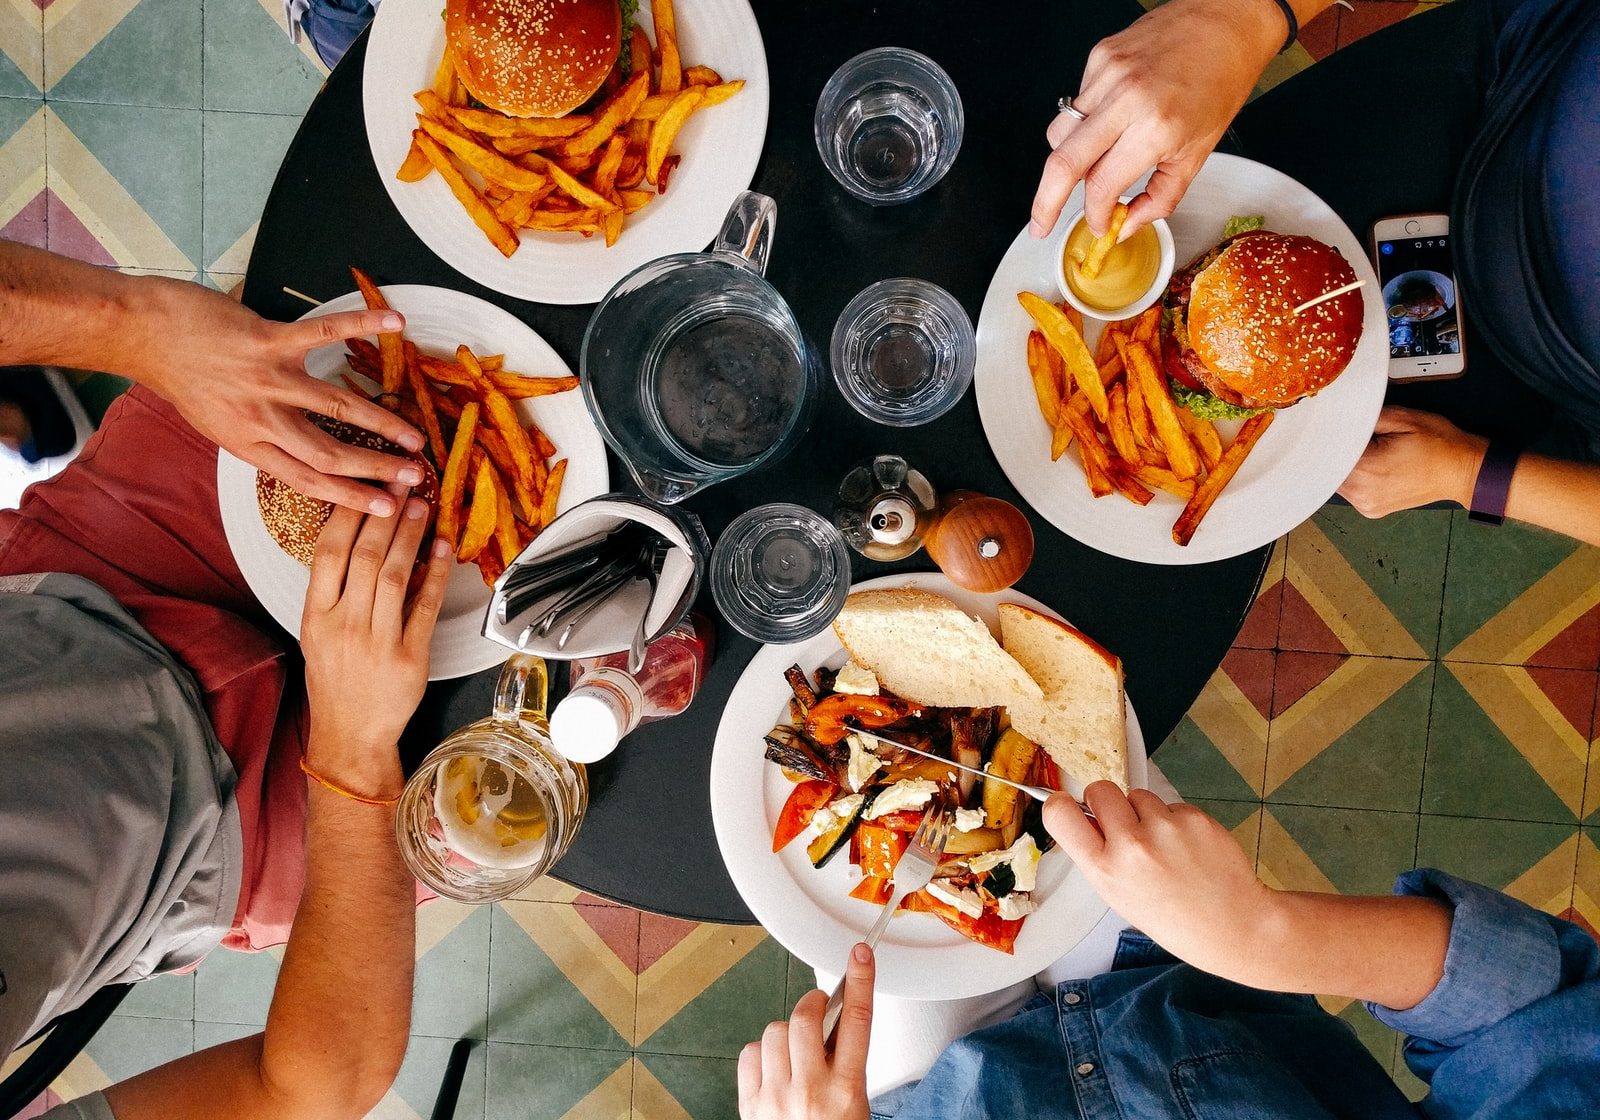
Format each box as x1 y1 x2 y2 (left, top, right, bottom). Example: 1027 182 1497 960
820 802 953 1044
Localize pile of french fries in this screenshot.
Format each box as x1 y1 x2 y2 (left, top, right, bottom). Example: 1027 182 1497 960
1017 290 1275 547
396 0 744 255
346 268 574 585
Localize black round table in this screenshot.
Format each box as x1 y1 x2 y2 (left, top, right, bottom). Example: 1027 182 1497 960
242 0 1269 923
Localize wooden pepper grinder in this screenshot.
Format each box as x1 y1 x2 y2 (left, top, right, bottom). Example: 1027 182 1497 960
923 490 1035 593
834 457 1035 592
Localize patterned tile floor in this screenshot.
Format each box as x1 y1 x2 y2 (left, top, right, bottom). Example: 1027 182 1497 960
4 1 1597 1117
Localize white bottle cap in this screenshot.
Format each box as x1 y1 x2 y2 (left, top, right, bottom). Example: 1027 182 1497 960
549 690 626 764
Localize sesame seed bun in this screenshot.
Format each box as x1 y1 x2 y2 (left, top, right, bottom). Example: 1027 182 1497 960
256 417 439 566
1184 232 1363 410
445 0 621 119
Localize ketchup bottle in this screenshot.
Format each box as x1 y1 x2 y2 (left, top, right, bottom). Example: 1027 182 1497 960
549 613 714 763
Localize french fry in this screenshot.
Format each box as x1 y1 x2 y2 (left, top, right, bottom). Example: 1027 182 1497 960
1131 304 1161 345
349 268 404 394
494 481 520 566
491 373 580 399
1098 351 1125 384
404 342 448 469
476 550 506 588
541 160 617 212
414 132 519 257
653 0 682 92
437 400 480 547
539 459 567 528
1173 411 1275 545
1126 359 1157 448
647 87 704 185
523 208 603 232
656 154 682 192
1134 464 1198 501
619 187 653 212
699 79 745 109
594 134 627 196
494 191 536 225
1061 404 1116 495
397 140 432 182
1050 409 1074 462
685 65 722 86
1076 202 1129 282
431 52 456 101
1061 301 1084 338
1177 407 1224 473
479 355 504 371
1094 324 1121 367
601 209 624 247
447 107 589 139
340 372 372 399
630 25 653 80
1026 330 1062 428
560 70 650 159
417 115 547 192
458 457 499 563
459 346 537 492
412 89 454 122
1122 337 1200 480
1018 291 1108 422
1106 383 1142 467
529 424 558 464
1106 462 1155 506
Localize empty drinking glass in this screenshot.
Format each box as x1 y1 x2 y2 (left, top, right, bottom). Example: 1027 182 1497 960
814 48 964 205
710 504 852 643
830 278 976 426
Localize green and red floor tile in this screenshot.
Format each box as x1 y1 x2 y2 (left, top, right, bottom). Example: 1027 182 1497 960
8 1 1599 1117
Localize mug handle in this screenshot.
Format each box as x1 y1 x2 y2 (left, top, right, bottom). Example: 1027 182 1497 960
492 652 550 727
711 191 777 276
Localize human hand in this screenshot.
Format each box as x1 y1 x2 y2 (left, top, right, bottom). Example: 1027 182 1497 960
1044 783 1280 981
300 493 452 798
1338 405 1488 517
1030 0 1286 239
129 276 425 515
739 944 874 1120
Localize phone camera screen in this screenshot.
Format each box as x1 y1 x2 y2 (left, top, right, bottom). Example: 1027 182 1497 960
1377 236 1460 359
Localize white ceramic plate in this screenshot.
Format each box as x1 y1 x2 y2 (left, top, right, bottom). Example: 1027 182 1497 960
710 572 1149 1001
217 285 609 680
363 0 771 304
974 153 1388 565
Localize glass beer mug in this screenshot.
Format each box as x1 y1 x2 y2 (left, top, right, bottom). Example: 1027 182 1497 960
397 654 587 903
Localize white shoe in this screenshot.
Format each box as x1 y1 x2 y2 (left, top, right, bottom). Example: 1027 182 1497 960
1 370 95 512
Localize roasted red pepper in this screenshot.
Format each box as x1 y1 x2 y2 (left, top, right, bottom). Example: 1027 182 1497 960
771 779 836 853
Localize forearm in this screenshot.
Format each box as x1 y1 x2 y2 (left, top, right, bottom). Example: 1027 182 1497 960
1502 453 1600 547
0 241 178 386
259 747 415 1110
104 737 414 1120
1237 891 1452 1010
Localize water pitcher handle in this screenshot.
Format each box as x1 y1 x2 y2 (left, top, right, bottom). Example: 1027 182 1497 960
712 191 776 275
492 653 550 727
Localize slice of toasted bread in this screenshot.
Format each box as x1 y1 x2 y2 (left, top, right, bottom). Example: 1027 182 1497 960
999 603 1128 790
831 589 1044 710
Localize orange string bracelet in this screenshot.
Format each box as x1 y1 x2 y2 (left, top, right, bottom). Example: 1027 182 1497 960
299 753 402 807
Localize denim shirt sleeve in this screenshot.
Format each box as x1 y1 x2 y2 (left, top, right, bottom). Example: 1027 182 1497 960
1365 868 1600 1044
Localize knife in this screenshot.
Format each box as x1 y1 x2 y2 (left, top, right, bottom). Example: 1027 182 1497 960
850 726 1095 819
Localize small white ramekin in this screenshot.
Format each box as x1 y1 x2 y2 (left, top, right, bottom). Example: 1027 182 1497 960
1053 199 1176 322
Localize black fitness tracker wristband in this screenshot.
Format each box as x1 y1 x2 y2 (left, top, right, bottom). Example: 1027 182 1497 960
1468 439 1520 526
1266 0 1300 54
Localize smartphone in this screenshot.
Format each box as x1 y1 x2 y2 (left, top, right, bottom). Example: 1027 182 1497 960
1370 214 1466 381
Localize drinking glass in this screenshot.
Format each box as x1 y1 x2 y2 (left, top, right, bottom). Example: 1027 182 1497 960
710 504 852 643
581 192 821 505
814 48 964 205
830 278 975 426
396 655 587 903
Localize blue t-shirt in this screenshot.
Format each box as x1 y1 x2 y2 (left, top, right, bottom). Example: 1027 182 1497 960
1544 13 1600 368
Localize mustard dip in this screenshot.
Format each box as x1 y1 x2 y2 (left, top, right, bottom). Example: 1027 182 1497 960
1064 220 1160 311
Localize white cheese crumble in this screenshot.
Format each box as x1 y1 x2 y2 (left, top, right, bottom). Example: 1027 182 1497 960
968 834 1042 893
808 794 863 837
832 661 880 696
926 879 984 919
844 734 881 792
996 893 1038 920
862 779 939 819
953 807 987 833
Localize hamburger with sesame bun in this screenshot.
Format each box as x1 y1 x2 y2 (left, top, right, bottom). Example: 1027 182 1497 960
256 416 439 566
444 0 624 119
1160 221 1364 420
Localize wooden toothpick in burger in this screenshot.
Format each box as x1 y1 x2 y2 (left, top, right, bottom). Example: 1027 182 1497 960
1291 279 1366 316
